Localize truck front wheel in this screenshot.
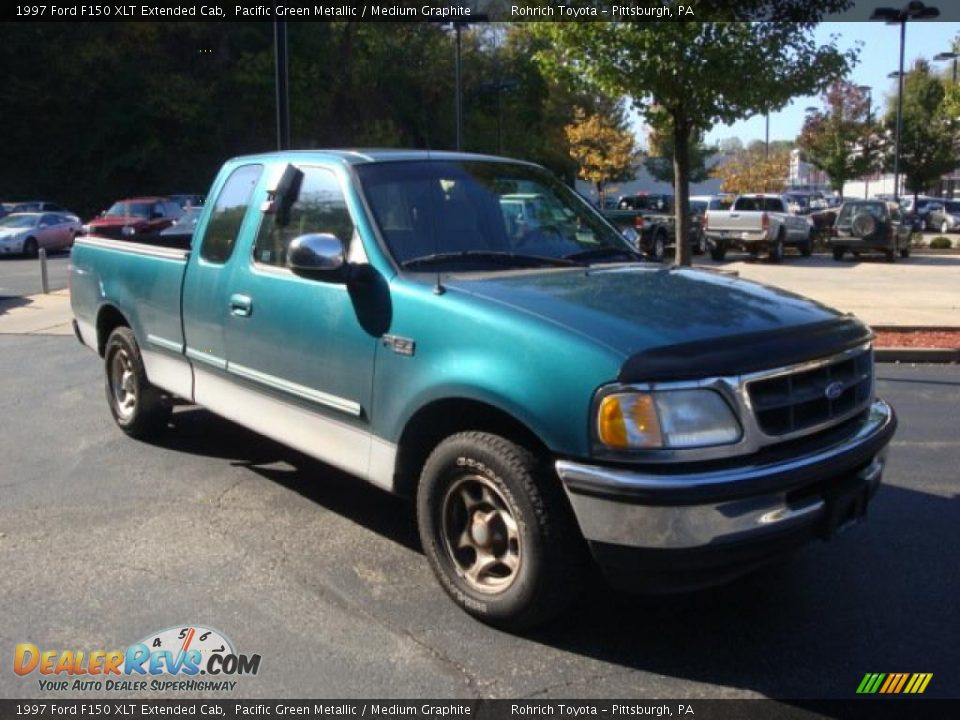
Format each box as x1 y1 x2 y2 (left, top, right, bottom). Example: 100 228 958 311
104 327 171 439
417 431 585 630
709 241 727 261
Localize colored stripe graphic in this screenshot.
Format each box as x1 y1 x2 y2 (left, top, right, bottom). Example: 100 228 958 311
858 672 933 694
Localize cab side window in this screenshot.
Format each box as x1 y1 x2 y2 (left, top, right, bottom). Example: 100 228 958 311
200 164 264 264
253 166 354 267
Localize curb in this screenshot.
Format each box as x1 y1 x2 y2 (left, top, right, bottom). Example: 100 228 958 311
875 347 960 364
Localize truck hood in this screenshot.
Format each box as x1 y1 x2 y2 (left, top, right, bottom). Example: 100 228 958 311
443 264 870 381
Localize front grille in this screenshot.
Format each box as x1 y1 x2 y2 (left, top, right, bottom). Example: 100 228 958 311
747 348 873 437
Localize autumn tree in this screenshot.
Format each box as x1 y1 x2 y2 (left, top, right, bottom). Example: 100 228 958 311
712 145 791 194
798 80 875 196
563 107 639 205
884 60 960 203
533 2 855 266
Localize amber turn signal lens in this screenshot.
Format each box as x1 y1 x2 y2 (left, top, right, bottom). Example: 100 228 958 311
597 394 663 449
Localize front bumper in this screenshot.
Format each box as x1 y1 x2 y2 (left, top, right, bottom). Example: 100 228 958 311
556 399 896 591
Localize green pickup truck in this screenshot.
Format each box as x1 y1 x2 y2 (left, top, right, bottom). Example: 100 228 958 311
71 151 896 629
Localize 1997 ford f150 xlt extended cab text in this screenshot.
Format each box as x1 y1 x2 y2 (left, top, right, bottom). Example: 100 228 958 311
71 151 896 629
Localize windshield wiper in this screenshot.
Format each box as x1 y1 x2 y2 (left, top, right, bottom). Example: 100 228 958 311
401 251 583 270
563 246 642 263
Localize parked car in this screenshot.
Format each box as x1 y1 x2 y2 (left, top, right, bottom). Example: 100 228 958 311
156 206 202 249
0 212 81 257
900 196 939 230
603 205 704 259
704 193 815 261
84 197 183 241
0 203 16 219
921 199 960 233
829 200 911 262
8 200 72 214
71 150 896 629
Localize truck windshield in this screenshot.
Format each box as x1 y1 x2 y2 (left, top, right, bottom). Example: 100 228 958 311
104 202 152 219
355 160 636 269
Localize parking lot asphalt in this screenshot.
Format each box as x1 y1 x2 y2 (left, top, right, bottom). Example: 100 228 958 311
1 335 957 700
0 252 70 298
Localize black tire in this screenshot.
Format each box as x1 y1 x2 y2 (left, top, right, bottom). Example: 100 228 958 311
693 230 706 256
23 237 38 259
801 231 814 257
769 232 785 263
417 431 585 630
884 248 896 263
651 232 666 262
709 242 727 262
104 326 171 439
900 246 911 258
832 246 845 261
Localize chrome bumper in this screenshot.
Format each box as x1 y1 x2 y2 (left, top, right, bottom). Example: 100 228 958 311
556 399 895 550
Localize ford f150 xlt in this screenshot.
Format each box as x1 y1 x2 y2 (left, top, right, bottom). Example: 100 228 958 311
704 193 815 262
71 151 896 629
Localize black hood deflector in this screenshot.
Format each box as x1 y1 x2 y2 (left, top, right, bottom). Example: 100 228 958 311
618 317 873 383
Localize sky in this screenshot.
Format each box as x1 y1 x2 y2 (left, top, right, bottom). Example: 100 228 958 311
701 21 960 146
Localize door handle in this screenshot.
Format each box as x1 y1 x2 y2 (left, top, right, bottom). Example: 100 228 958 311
229 293 253 317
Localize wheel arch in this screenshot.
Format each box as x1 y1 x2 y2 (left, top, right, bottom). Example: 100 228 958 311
95 303 131 357
392 397 551 500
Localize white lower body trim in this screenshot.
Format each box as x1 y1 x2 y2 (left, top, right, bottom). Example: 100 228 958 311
141 349 194 400
75 318 97 350
192 367 396 490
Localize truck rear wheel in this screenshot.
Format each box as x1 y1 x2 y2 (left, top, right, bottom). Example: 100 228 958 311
104 327 171 439
651 232 666 262
769 232 785 263
832 246 845 261
416 431 585 630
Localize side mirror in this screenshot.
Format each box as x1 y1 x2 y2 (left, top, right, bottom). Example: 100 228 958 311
287 233 346 280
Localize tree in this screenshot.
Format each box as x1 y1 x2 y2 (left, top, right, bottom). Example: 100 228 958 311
532 2 856 265
644 112 717 185
712 145 791 194
884 60 960 203
718 137 745 156
798 80 875 196
563 107 639 205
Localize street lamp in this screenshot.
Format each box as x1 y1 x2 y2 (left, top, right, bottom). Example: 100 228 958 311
934 50 958 83
871 1 941 202
857 85 874 199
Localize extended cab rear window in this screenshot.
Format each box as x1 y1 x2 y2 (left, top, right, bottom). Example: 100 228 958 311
733 197 786 212
200 164 263 264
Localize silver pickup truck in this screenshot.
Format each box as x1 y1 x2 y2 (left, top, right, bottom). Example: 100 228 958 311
704 194 815 262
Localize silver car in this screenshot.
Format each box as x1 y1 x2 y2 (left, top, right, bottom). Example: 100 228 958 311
0 212 81 257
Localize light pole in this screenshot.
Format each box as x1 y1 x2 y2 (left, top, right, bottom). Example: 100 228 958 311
934 50 958 83
871 2 941 202
857 85 874 199
273 17 290 151
479 80 519 155
803 106 818 190
449 17 488 151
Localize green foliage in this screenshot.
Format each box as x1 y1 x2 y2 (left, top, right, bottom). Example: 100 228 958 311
0 23 609 218
929 236 952 249
884 60 960 199
531 4 857 265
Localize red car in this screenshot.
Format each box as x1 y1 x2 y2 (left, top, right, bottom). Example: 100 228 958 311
84 197 183 241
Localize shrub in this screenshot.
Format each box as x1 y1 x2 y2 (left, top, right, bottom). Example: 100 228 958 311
929 236 952 249
910 231 925 246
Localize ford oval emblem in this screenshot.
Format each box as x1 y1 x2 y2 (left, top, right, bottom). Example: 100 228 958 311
824 381 845 400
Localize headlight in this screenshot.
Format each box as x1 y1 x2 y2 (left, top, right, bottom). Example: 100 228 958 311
597 389 742 450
